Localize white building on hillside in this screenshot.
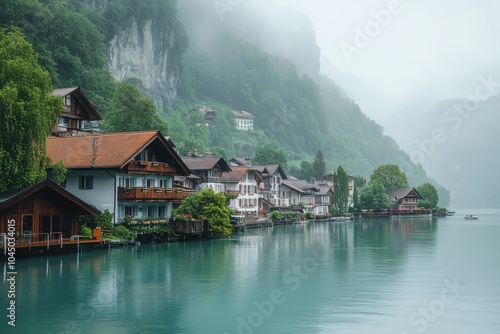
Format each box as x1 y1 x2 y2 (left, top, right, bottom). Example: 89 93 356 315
232 110 254 130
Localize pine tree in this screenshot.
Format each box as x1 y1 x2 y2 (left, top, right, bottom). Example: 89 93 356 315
312 150 326 181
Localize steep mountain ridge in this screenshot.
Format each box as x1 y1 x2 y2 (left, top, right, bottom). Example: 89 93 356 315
0 0 450 205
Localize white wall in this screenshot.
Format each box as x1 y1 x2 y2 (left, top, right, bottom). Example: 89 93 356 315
65 169 116 215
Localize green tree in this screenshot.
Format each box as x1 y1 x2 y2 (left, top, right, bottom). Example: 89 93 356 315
253 143 288 168
360 182 389 210
209 109 234 150
103 81 168 133
175 188 232 238
352 186 360 212
333 165 349 215
354 175 367 189
51 161 67 186
312 150 326 181
0 28 62 192
300 161 314 181
370 164 409 191
416 183 439 210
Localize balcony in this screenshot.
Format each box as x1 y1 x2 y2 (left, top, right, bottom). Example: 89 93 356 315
125 161 176 175
118 187 194 202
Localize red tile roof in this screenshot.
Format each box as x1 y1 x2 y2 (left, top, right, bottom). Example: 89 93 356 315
46 131 190 175
221 166 249 182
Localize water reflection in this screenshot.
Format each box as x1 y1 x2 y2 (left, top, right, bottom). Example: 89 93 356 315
3 215 500 334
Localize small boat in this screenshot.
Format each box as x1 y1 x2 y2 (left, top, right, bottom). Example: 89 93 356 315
446 211 455 216
465 215 479 220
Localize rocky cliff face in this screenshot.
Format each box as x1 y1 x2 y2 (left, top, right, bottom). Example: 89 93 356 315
107 19 179 111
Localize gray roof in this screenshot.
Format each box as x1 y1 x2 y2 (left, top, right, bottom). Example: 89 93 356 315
387 187 423 201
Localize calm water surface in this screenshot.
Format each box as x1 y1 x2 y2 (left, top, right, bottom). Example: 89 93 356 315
2 209 500 334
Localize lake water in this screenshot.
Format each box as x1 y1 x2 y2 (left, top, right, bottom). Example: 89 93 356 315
2 209 500 334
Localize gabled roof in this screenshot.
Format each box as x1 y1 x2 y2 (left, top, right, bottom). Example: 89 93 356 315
232 110 254 118
281 180 306 194
282 179 320 194
181 156 231 172
52 86 101 120
387 187 423 201
229 157 252 166
252 164 288 179
221 166 262 183
315 186 334 196
0 179 100 215
46 131 190 175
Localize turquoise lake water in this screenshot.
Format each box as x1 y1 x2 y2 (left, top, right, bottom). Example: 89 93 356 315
2 209 500 333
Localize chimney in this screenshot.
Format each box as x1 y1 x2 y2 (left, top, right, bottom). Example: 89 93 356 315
187 151 192 157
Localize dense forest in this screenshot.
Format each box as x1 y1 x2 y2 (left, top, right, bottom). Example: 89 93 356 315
0 0 450 206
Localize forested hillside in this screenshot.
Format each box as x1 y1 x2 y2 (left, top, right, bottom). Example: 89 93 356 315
0 0 449 205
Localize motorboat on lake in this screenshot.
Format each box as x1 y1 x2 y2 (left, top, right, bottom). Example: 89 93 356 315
465 214 479 220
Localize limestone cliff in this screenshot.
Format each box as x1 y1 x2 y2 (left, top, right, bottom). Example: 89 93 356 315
80 0 185 111
107 19 179 110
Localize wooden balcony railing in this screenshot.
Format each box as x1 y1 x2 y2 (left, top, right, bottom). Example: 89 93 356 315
174 220 207 235
125 161 177 175
118 187 194 202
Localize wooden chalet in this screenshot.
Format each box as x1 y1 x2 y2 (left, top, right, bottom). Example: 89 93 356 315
387 187 424 212
46 130 193 223
181 153 231 193
252 164 288 206
52 87 102 136
0 179 101 253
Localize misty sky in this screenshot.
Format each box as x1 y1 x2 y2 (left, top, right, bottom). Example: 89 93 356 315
283 0 500 117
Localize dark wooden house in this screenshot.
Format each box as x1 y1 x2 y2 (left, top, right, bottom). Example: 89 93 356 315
52 86 102 136
0 179 100 249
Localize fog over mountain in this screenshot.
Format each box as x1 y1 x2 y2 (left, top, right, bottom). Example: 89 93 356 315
224 0 498 207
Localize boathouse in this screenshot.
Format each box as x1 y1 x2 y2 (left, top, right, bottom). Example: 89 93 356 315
0 179 101 252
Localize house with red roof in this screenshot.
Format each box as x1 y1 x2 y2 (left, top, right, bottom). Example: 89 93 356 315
387 187 423 212
46 130 192 223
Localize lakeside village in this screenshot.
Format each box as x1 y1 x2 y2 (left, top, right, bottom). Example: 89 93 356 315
0 87 443 259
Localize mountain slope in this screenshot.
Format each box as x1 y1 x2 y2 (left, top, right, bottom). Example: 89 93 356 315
0 0 450 205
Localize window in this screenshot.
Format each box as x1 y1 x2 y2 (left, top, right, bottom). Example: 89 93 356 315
146 179 155 187
158 206 165 218
125 206 134 217
121 177 135 187
64 95 71 106
147 206 155 218
22 215 33 236
79 175 93 189
58 117 68 127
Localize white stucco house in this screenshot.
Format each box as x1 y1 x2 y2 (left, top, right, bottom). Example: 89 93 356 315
232 110 254 131
221 166 262 214
46 130 192 223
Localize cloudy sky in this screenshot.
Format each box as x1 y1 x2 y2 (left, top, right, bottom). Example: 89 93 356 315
283 0 500 117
